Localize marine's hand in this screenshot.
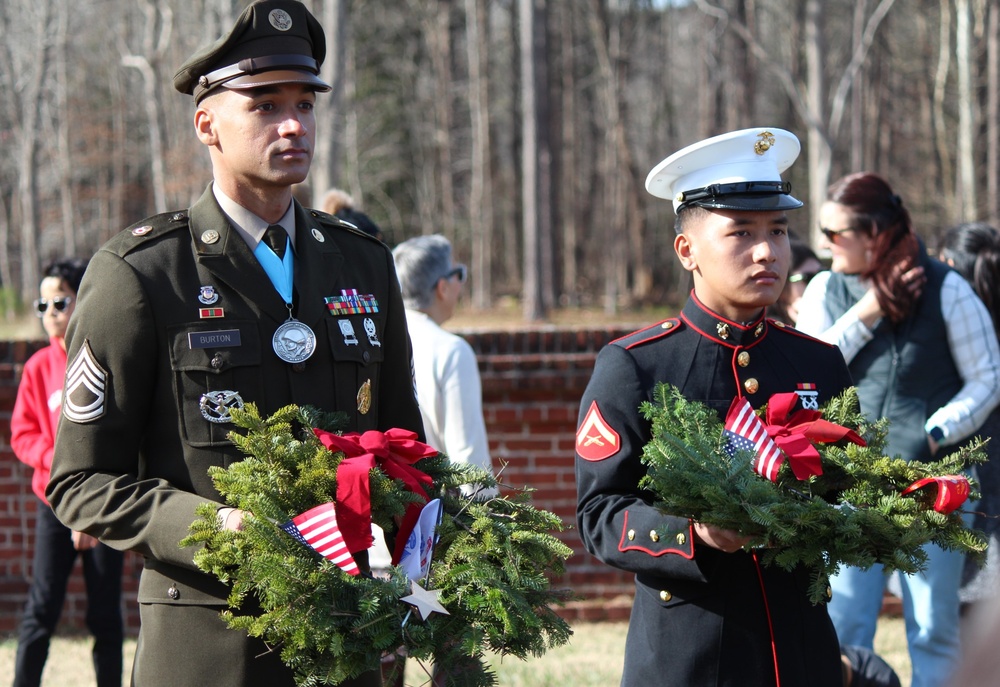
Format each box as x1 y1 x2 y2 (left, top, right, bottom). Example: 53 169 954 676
693 522 752 553
71 531 99 551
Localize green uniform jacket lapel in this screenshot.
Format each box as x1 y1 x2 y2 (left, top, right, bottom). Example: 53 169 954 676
292 203 345 328
187 187 288 324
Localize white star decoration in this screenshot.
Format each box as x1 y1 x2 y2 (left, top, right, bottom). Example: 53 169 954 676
401 580 450 621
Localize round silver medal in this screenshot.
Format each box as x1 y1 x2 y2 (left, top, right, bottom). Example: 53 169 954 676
272 319 316 363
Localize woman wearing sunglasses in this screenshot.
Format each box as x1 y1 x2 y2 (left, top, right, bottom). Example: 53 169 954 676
796 173 1000 687
11 258 124 687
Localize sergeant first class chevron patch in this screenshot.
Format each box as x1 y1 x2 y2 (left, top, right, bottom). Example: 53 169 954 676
63 340 108 423
576 400 620 461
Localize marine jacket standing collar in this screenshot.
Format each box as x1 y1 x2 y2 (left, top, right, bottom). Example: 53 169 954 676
679 291 768 348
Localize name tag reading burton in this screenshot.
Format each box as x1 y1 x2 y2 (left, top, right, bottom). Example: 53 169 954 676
188 329 242 349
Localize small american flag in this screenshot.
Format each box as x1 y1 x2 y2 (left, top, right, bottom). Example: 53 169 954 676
722 397 785 482
280 502 360 576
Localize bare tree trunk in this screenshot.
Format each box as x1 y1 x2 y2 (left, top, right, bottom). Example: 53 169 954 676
520 0 546 321
55 0 77 257
16 1 52 300
0 191 12 314
955 0 976 220
424 1 456 240
932 0 955 220
120 1 173 215
988 2 999 224
559 0 580 307
849 0 869 173
313 0 348 200
804 0 829 247
465 0 494 309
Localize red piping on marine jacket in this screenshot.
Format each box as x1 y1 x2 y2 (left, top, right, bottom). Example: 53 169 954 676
753 550 781 687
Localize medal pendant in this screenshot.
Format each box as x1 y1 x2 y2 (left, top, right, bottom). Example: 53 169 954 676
273 319 316 363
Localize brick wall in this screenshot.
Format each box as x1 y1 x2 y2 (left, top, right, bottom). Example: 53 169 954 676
0 327 638 636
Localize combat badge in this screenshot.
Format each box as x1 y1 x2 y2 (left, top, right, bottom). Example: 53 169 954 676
64 340 108 423
363 317 381 347
576 400 621 461
199 390 244 424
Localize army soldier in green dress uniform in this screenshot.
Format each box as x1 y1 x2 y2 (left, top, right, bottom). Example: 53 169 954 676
46 2 421 685
575 128 854 687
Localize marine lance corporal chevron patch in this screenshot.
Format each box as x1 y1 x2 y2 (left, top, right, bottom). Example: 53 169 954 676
63 340 108 423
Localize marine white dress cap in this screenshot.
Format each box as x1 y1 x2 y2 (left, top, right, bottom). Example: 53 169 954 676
645 127 802 214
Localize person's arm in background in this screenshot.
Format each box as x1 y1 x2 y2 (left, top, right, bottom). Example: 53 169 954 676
10 356 54 475
925 271 1000 453
439 339 497 497
795 271 876 363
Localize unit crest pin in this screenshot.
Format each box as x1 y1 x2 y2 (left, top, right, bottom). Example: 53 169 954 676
198 286 219 305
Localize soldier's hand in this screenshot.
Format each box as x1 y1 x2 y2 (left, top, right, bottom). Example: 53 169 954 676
218 507 245 531
693 522 751 553
71 531 99 551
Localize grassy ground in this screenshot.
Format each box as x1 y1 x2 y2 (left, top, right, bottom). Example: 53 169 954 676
0 616 910 686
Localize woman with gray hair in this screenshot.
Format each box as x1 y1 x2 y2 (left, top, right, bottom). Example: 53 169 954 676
392 235 496 498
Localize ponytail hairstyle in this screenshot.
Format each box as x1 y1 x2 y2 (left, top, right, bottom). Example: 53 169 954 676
826 172 919 323
939 222 1000 340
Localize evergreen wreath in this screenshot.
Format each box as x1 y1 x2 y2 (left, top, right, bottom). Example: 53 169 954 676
181 404 573 687
639 384 987 604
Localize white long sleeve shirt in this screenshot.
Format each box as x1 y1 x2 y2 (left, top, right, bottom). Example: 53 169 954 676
405 309 497 496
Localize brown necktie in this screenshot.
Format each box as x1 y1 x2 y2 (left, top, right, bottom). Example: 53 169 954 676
264 225 287 260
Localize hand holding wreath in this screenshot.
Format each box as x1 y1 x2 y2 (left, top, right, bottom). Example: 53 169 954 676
639 384 987 603
181 404 573 686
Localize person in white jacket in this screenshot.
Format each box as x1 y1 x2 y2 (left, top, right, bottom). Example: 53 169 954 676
393 234 497 498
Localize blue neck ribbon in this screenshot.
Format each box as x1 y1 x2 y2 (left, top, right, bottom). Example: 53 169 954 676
253 236 294 304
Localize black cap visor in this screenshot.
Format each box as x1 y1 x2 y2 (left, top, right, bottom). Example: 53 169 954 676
676 180 803 213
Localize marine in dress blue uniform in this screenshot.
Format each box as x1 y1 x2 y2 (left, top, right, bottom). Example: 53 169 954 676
575 128 854 687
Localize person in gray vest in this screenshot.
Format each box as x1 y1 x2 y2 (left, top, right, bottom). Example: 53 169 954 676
796 172 1000 687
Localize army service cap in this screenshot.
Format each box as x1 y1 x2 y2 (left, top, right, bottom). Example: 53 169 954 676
645 127 803 214
174 0 330 103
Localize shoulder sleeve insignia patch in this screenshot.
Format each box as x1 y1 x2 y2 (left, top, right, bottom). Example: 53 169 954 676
63 340 108 423
576 400 621 461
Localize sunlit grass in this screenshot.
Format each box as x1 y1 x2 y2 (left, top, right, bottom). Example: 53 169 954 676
0 616 912 686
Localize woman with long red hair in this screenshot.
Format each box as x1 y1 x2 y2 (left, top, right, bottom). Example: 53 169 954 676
797 172 1000 687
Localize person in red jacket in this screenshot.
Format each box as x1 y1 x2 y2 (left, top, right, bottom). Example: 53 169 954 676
11 258 124 687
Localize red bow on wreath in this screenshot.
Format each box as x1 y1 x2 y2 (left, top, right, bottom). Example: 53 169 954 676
901 475 970 514
763 392 867 481
314 428 438 564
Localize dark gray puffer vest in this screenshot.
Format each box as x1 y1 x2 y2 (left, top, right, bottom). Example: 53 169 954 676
824 255 960 463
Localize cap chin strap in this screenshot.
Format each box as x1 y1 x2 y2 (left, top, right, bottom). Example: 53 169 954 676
675 180 793 212
195 54 320 100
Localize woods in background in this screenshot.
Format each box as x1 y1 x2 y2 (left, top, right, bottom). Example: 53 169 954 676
2 0 998 320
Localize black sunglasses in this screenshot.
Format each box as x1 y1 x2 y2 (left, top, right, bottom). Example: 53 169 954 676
33 296 74 316
819 227 854 243
441 264 468 283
